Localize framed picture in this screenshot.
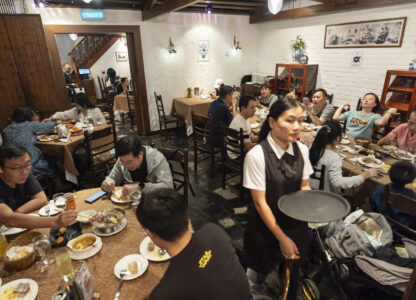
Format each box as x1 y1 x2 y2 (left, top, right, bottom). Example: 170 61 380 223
324 17 406 48
115 52 128 61
197 40 209 62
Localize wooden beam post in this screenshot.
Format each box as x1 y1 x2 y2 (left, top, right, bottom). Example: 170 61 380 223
142 0 199 21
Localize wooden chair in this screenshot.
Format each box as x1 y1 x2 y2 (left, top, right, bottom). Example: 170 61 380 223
221 125 245 197
83 126 117 187
403 264 416 300
191 112 221 178
97 104 117 140
327 93 334 104
125 90 136 131
34 174 54 199
150 143 194 206
310 165 326 191
154 92 181 139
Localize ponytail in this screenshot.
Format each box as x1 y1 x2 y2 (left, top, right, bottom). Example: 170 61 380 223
309 120 342 166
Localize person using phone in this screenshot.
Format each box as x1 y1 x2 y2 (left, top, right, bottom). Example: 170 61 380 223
302 88 335 126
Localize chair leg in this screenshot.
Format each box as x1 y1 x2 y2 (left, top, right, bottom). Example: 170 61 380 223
194 142 198 177
189 182 196 197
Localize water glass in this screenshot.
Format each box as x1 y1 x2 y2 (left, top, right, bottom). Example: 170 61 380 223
33 234 53 267
53 193 66 210
54 248 74 282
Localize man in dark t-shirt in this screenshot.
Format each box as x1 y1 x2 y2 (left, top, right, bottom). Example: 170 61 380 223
136 188 251 300
0 144 77 229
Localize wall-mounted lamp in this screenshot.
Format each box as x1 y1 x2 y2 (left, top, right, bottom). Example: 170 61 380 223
168 37 177 54
205 5 213 14
69 33 78 41
234 36 242 51
268 0 283 15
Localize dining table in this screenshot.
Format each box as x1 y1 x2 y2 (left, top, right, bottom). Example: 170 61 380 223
37 124 112 184
171 97 214 134
0 188 168 300
113 94 131 112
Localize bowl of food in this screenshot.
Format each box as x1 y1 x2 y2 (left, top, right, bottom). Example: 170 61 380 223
67 233 100 254
4 231 42 270
92 208 126 234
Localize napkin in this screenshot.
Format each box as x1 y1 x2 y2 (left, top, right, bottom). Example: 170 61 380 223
58 137 70 143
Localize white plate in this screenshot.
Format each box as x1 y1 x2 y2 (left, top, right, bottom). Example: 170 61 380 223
92 218 127 237
0 279 38 300
111 194 133 204
250 123 260 129
382 145 398 151
38 203 62 216
391 151 413 161
340 139 350 145
139 236 171 262
68 238 103 260
37 135 54 142
3 226 27 236
114 254 148 280
357 156 382 168
76 209 97 223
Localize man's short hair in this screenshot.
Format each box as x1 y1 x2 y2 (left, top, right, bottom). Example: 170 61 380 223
63 63 70 68
0 144 29 167
239 95 256 110
136 188 188 242
116 135 143 157
121 77 128 83
219 85 234 99
389 161 416 186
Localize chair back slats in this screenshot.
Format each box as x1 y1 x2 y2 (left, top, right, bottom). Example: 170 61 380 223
221 125 245 162
310 164 326 191
154 92 166 120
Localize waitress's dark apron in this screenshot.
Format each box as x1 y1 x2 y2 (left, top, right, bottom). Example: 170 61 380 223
244 139 310 275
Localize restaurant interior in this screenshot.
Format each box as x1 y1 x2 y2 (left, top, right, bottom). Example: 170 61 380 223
0 0 416 299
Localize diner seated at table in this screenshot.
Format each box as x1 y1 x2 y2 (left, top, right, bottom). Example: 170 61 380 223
116 77 129 95
303 88 335 126
210 78 223 99
207 84 238 147
4 107 56 178
285 88 299 101
377 109 416 153
258 82 278 109
370 161 416 230
333 93 397 139
46 93 106 125
0 144 77 229
101 135 173 196
228 95 258 159
136 188 251 300
309 121 377 194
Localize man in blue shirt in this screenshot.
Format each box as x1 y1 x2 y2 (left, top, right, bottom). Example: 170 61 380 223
207 85 237 147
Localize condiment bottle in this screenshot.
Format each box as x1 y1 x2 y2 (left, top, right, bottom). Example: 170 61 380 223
65 193 76 210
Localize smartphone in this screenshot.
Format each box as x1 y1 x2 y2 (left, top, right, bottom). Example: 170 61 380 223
85 191 106 204
302 97 310 105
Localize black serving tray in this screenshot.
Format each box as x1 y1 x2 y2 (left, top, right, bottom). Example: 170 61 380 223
49 222 82 248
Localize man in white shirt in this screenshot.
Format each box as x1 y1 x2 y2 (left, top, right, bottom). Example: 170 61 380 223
228 95 258 159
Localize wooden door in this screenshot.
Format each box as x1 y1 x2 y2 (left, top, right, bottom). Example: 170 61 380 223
0 17 26 130
3 14 68 117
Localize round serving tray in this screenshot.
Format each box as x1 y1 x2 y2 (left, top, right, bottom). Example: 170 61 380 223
278 190 350 223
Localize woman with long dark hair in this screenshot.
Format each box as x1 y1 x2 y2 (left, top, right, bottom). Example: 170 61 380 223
243 97 313 298
48 93 106 125
333 92 397 138
309 120 377 194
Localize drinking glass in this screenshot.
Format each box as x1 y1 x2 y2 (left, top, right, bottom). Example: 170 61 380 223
0 227 8 258
53 193 66 210
130 190 141 207
33 234 53 268
54 248 74 282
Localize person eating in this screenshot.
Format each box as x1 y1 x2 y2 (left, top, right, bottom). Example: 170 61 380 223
0 144 77 229
303 88 335 125
258 83 278 109
377 109 416 153
243 97 314 299
101 135 173 196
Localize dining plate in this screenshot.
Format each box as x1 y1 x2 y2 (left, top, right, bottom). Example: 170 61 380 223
111 194 133 204
250 123 260 129
139 236 171 262
37 135 54 142
68 238 103 260
391 150 413 161
114 254 148 280
0 279 38 300
340 139 350 145
76 209 97 223
92 218 127 237
3 226 27 236
38 202 62 217
357 156 382 168
382 145 398 151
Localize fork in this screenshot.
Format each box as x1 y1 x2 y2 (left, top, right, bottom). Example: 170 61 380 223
45 205 50 217
114 269 128 300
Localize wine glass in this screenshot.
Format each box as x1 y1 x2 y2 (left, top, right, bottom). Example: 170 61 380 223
33 234 53 271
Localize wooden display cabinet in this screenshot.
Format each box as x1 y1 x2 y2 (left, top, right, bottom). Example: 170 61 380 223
381 70 416 118
275 63 319 99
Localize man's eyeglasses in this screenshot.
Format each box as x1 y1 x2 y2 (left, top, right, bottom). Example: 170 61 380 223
3 163 32 172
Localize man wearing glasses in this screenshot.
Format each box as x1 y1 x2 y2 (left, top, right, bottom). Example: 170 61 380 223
0 144 77 229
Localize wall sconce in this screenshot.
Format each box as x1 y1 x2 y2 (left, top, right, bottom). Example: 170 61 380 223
168 37 177 54
69 33 78 41
234 36 242 51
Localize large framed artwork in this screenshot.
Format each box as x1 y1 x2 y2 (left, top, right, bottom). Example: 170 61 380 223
324 17 406 48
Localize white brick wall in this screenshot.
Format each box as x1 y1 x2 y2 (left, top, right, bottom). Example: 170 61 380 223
256 3 416 109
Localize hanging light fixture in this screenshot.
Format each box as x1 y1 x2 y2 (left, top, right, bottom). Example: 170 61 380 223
268 0 283 15
83 0 93 3
69 33 78 41
205 5 213 14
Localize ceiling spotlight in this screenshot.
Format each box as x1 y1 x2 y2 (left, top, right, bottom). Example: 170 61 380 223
268 0 283 15
83 0 93 3
234 36 242 51
205 5 213 14
38 1 44 8
69 33 78 41
168 37 177 54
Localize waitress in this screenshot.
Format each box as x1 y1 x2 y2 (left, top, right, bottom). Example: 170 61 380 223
243 97 313 298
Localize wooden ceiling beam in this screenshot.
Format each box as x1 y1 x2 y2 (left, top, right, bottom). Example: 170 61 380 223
192 4 255 10
198 0 264 7
141 0 199 20
144 0 158 10
250 0 416 24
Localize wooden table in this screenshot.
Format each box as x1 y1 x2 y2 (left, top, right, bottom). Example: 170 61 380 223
37 125 112 178
171 97 214 127
1 188 168 300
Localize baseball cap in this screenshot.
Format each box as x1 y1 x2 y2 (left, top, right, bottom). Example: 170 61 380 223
214 78 223 89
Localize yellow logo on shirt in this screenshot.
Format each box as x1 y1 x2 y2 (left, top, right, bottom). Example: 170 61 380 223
198 250 212 268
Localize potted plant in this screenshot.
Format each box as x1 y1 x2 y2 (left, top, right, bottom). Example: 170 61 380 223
290 35 306 63
187 87 192 98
